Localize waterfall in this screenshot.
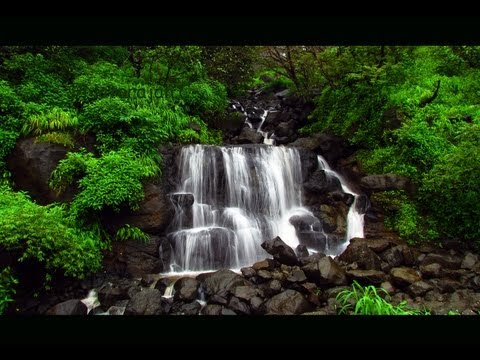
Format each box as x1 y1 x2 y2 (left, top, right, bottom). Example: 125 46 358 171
167 144 313 272
165 145 364 273
317 155 365 253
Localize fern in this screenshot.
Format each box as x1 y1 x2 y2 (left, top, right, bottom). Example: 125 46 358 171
115 224 149 243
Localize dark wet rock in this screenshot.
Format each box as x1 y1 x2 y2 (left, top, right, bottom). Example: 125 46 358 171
221 308 237 315
421 253 462 270
250 296 264 313
174 278 200 302
360 174 414 194
228 296 251 315
431 278 463 294
202 269 250 296
461 253 478 270
97 281 131 308
390 267 422 287
302 257 347 286
345 270 386 285
289 214 322 232
202 304 222 315
407 281 434 297
168 192 194 209
299 252 326 266
46 300 87 316
420 263 443 278
261 237 298 266
209 294 228 306
238 127 264 144
295 245 309 258
252 259 276 271
233 285 258 302
380 246 404 267
381 281 395 294
262 290 313 315
124 288 164 315
7 137 72 204
338 240 382 271
257 270 273 281
178 301 202 315
287 269 307 283
240 267 256 278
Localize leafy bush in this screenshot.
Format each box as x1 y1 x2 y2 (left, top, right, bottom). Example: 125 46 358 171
178 80 227 117
0 267 18 315
0 186 103 280
36 132 75 148
115 224 149 243
22 107 79 136
51 148 160 223
336 281 429 315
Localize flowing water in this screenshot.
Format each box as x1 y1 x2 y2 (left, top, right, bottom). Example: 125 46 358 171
165 145 365 273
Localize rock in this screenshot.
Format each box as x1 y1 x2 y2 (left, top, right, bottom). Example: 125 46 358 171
202 269 250 296
401 245 416 266
303 170 342 194
233 286 258 302
381 281 395 294
46 300 88 315
158 237 173 273
174 278 200 302
250 297 264 313
261 236 298 266
345 270 386 285
431 278 462 294
420 263 443 278
421 253 462 270
359 238 394 253
291 133 347 165
299 252 326 266
302 257 347 286
287 269 307 283
124 288 164 315
221 308 237 315
209 294 228 306
380 246 404 267
257 270 273 281
262 290 313 315
228 297 251 315
289 214 322 232
338 240 382 271
407 281 434 297
355 194 370 214
114 237 164 277
295 245 309 258
97 281 131 308
360 174 414 194
390 267 422 287
241 267 256 278
237 127 264 144
461 253 478 270
296 231 327 252
202 304 222 315
118 183 175 233
178 301 202 315
252 259 276 271
7 137 72 204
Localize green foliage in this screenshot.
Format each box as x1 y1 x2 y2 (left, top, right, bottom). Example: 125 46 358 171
36 132 75 148
0 186 103 280
178 80 227 118
51 148 159 223
336 281 429 315
115 224 149 243
22 107 79 136
0 267 18 315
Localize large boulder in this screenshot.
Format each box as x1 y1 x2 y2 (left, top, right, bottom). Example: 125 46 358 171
337 240 383 271
345 270 386 285
124 288 164 315
390 267 422 288
46 300 88 315
290 133 348 166
302 257 347 286
421 253 462 270
201 269 251 296
261 236 298 266
360 174 414 194
237 127 264 144
262 290 313 315
7 137 72 204
174 277 200 302
118 183 175 233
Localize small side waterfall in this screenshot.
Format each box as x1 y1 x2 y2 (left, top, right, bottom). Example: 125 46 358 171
165 145 365 273
317 155 365 253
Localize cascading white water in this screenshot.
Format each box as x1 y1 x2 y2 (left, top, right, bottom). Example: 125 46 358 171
317 155 365 253
167 145 313 272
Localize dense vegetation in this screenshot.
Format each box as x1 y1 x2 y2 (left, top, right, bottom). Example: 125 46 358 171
0 46 479 314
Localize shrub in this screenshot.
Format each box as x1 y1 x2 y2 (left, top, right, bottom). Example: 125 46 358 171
0 267 18 315
115 224 149 243
336 281 429 315
22 107 79 136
